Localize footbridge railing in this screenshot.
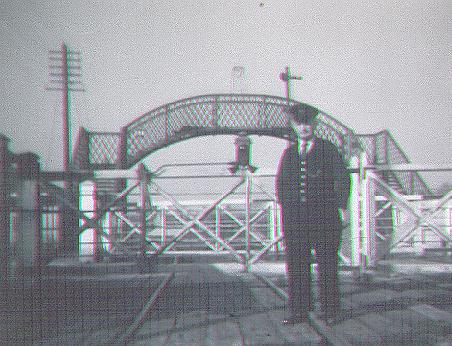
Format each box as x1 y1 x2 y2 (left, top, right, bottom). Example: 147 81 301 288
72 94 353 169
357 131 432 196
72 94 430 196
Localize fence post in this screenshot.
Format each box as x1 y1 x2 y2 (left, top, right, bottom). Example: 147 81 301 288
360 152 377 267
138 164 148 258
349 155 361 268
244 169 252 272
0 135 10 290
161 208 167 247
269 200 281 255
215 205 221 251
274 201 283 254
448 201 452 257
79 180 96 260
15 152 41 274
93 183 104 262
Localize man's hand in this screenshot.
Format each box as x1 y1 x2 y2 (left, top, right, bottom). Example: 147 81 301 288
339 208 350 226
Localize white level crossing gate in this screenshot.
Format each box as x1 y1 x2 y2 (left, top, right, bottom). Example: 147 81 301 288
79 163 284 271
78 159 451 271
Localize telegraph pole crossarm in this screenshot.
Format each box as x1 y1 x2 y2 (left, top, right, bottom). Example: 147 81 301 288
46 42 85 172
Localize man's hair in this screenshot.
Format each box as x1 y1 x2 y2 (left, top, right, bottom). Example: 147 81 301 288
287 104 319 125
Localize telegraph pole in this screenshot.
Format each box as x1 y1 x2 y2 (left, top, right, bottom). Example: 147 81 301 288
47 43 84 172
47 42 84 256
279 66 303 104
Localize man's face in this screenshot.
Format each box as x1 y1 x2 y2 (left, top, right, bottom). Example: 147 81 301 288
290 118 313 139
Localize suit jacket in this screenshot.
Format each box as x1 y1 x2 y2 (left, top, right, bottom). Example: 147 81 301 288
276 138 350 234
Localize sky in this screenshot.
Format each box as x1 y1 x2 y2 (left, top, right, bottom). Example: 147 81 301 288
0 0 450 192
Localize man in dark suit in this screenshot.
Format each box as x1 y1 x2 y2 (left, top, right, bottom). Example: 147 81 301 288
276 103 351 324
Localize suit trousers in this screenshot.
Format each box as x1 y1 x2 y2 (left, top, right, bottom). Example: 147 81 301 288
284 226 342 319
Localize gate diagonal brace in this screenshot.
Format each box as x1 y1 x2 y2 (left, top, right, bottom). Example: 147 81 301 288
250 235 285 265
370 173 451 250
372 174 449 236
153 181 244 259
219 206 268 247
41 180 141 248
375 201 393 218
79 181 141 233
111 210 160 252
392 210 450 249
152 180 246 262
165 209 218 252
112 210 158 238
40 181 103 235
112 211 141 239
152 187 220 253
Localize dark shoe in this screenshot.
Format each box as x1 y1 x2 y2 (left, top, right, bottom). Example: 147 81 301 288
282 315 307 325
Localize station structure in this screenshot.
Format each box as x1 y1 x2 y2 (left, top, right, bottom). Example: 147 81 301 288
0 94 450 282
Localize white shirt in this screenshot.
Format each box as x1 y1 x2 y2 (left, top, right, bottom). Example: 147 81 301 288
298 139 314 157
298 139 313 202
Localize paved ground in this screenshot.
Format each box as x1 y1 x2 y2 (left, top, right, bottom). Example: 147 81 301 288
1 256 451 345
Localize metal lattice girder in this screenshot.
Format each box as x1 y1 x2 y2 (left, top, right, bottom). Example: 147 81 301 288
74 94 360 168
73 93 431 195
124 95 296 165
356 131 432 195
123 94 354 167
315 111 352 154
89 132 120 167
217 98 262 128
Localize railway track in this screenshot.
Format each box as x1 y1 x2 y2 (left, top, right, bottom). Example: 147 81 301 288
106 272 175 345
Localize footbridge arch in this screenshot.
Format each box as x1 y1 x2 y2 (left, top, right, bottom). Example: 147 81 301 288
73 93 430 196
73 95 352 167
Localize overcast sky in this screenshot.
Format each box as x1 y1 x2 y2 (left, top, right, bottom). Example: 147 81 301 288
0 0 450 190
